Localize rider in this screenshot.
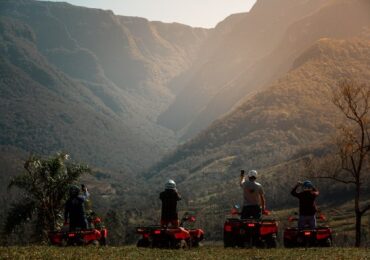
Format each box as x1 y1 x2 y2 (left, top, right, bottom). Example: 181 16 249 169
240 170 266 219
291 180 319 229
81 184 91 211
160 179 181 228
64 185 88 231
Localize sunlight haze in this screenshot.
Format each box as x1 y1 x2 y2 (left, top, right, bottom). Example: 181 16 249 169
42 0 256 28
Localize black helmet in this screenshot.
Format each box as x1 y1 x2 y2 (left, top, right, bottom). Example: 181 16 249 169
69 185 80 197
303 180 313 190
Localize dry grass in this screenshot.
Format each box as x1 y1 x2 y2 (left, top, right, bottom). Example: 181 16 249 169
0 246 369 260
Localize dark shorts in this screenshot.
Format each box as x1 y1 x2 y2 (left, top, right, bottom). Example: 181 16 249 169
161 212 178 222
298 215 316 229
69 217 88 231
160 219 179 228
241 205 262 219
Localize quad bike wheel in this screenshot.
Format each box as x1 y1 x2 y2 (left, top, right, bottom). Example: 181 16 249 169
100 236 107 246
265 235 278 248
172 239 189 249
283 240 294 248
192 238 202 248
90 240 100 246
137 238 150 248
321 238 332 247
178 239 189 249
241 236 253 248
223 234 234 248
60 238 68 247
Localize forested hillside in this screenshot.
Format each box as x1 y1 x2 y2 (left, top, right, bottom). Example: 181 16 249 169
0 0 209 175
0 1 210 240
1 0 370 244
145 37 370 239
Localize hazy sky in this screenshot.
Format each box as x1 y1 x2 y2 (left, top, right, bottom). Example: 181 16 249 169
43 0 257 28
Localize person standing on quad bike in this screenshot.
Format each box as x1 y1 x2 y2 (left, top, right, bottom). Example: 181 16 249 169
64 185 88 231
160 179 181 228
291 180 319 229
240 170 266 219
81 184 92 211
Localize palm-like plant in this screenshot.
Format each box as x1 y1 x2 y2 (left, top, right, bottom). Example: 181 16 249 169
4 153 90 242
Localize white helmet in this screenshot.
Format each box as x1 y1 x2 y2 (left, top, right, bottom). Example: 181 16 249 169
247 170 258 178
165 179 176 190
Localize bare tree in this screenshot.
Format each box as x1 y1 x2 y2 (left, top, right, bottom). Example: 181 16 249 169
308 80 370 247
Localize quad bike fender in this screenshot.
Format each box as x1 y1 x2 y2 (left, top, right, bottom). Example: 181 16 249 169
316 228 332 240
189 229 204 238
260 222 278 236
83 229 102 242
171 227 190 240
100 228 108 238
48 232 63 245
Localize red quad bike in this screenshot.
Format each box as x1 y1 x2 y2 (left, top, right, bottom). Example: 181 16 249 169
49 213 108 246
223 205 279 248
136 212 204 249
283 213 333 248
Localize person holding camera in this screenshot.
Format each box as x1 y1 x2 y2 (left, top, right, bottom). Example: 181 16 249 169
64 185 88 231
291 180 319 229
239 170 266 219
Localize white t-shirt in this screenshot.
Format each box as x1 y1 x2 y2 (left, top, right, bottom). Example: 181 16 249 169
240 180 264 206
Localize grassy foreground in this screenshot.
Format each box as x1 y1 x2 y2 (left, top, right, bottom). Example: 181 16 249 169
0 246 369 260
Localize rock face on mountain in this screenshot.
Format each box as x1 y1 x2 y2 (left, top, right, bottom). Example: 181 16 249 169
0 0 209 173
158 0 370 140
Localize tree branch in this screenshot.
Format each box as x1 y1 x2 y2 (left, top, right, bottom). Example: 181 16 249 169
311 175 356 185
360 204 370 215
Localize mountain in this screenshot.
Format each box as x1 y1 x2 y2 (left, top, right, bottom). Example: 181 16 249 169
1 0 370 244
158 0 370 140
0 0 209 174
146 37 370 238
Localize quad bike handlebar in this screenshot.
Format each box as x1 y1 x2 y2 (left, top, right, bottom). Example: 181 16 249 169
180 212 197 226
288 213 327 222
230 205 271 216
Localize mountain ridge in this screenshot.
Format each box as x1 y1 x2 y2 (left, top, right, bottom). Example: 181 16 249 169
158 0 370 141
0 0 209 174
146 37 370 200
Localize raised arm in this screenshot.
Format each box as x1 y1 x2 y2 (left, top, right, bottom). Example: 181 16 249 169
291 182 302 197
240 170 245 187
176 191 182 201
81 185 90 201
311 186 319 196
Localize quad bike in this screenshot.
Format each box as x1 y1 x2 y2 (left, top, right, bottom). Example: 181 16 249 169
49 212 108 246
136 212 204 249
223 205 278 248
283 213 333 248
